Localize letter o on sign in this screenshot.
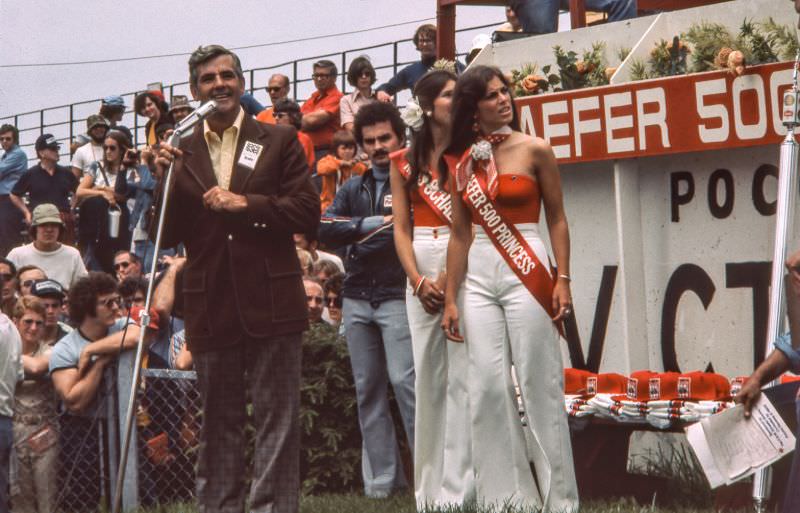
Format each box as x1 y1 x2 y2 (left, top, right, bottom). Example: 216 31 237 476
708 169 734 219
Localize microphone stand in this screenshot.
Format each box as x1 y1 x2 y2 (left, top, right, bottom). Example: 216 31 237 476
111 103 213 513
751 50 800 513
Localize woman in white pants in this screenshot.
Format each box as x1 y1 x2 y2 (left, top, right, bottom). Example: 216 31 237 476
390 69 475 510
440 65 578 512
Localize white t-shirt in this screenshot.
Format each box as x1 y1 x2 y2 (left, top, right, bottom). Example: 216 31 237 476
7 243 87 290
70 142 103 176
0 314 22 418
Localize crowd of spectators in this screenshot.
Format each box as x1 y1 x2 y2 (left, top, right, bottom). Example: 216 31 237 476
0 21 463 511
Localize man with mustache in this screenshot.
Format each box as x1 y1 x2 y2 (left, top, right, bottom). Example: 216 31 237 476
319 101 415 498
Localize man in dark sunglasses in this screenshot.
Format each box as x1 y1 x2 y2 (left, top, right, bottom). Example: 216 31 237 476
112 250 143 282
0 259 17 317
255 74 291 125
16 265 45 297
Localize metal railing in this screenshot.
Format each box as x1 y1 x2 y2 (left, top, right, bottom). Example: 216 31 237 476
0 22 500 162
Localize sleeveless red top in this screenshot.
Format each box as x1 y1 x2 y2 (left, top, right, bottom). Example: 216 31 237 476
390 149 451 227
470 173 541 225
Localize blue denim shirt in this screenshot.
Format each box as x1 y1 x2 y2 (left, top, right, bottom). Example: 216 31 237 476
115 164 157 232
0 146 28 195
774 332 800 374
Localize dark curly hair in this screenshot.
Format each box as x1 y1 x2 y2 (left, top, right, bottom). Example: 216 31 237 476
353 102 405 148
68 272 118 324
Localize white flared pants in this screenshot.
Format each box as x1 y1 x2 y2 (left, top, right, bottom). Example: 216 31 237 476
406 226 475 509
463 223 578 512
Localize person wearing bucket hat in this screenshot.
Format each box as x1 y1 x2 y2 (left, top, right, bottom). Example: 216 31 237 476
9 134 78 243
101 95 126 126
168 95 193 124
6 204 86 292
70 114 109 179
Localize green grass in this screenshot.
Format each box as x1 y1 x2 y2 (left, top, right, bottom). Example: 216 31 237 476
133 495 754 513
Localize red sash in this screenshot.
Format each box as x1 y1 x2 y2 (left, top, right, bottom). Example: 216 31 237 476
462 170 560 328
393 152 452 226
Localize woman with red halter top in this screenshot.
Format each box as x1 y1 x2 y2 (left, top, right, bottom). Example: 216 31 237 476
440 65 578 512
389 69 474 510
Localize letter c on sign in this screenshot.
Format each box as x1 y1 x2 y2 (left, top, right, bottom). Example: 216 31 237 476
661 264 716 372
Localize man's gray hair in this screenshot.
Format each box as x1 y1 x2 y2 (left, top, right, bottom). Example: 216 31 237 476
188 45 245 87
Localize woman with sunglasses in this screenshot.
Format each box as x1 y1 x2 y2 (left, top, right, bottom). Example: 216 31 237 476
340 56 378 132
12 295 59 513
75 131 137 273
390 69 474 510
440 65 577 512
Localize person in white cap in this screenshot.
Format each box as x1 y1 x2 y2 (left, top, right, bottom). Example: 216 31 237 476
6 204 86 290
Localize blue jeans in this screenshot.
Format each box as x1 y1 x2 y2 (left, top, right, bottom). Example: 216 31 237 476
343 297 415 497
132 239 177 274
514 0 637 34
783 400 800 513
0 415 13 513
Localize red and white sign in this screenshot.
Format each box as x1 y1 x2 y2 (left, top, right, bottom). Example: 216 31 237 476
516 62 795 164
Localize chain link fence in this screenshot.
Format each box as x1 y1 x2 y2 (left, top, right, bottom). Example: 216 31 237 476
136 368 200 508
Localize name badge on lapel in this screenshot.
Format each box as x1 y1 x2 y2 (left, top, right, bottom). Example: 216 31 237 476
383 194 393 209
238 141 263 170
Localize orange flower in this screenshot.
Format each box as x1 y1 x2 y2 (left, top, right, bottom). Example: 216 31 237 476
727 50 745 76
604 67 617 81
520 74 540 93
576 61 596 75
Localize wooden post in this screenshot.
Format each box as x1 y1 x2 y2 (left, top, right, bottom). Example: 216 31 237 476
437 0 457 60
569 0 587 29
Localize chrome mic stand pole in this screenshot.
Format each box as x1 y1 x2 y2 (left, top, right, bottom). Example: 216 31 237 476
752 51 800 513
112 100 215 513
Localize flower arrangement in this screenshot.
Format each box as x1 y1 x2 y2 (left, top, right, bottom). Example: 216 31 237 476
509 63 557 97
552 42 609 91
432 59 458 74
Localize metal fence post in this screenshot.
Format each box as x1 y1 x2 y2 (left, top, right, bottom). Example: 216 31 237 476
341 52 347 92
292 60 299 102
116 350 139 511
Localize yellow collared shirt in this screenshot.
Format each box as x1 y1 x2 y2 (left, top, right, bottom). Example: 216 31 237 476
203 107 245 191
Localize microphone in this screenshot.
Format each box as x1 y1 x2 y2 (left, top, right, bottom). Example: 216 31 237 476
173 100 218 135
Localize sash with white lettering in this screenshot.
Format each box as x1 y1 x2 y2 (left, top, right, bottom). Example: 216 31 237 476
462 170 560 328
392 151 452 226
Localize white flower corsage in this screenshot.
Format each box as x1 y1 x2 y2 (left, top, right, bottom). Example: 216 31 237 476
470 139 493 161
401 98 425 132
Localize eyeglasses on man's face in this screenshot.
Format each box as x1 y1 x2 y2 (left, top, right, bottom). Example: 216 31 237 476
97 295 122 309
114 261 131 271
22 318 44 327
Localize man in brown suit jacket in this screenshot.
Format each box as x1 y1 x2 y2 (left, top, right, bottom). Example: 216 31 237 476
155 45 319 513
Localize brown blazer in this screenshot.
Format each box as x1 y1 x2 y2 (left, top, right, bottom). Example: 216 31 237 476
157 115 320 352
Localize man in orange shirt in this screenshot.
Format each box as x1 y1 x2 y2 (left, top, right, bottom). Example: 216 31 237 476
300 60 343 167
256 74 291 125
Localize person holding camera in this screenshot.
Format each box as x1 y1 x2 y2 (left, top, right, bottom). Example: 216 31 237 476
75 131 137 273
